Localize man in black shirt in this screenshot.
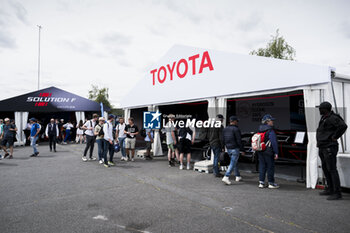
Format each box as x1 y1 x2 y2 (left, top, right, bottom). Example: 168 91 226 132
1 118 17 159
202 114 224 177
124 118 139 162
316 101 347 200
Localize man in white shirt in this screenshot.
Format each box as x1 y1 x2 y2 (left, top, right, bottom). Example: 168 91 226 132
82 113 99 161
115 117 127 161
62 120 74 144
103 114 115 167
45 118 59 152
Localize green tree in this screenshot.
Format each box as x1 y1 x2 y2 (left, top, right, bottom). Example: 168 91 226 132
250 29 296 60
88 85 112 108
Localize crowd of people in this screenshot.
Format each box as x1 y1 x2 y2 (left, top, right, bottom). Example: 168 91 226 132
0 101 347 200
80 114 141 166
0 116 99 159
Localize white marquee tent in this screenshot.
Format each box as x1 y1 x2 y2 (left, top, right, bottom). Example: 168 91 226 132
121 45 350 189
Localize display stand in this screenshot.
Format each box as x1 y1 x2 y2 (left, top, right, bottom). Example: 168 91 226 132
294 132 306 183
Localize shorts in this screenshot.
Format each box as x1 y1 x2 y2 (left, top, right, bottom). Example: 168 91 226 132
125 137 136 149
2 137 14 147
178 138 191 154
168 143 177 150
146 141 152 150
167 143 174 150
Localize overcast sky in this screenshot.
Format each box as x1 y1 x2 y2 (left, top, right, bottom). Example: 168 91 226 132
0 0 349 107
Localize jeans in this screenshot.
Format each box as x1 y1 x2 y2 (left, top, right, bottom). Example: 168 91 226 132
96 139 105 161
30 136 38 154
64 129 71 142
258 149 275 184
225 148 240 177
118 137 126 158
48 134 56 151
103 140 115 164
211 146 221 175
83 135 96 158
319 146 341 195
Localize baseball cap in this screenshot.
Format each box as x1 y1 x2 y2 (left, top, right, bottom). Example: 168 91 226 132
216 114 225 119
316 101 332 111
4 118 10 122
108 114 115 119
29 118 36 122
262 114 276 122
229 116 239 122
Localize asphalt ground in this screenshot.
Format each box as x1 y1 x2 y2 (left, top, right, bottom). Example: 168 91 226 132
0 143 349 233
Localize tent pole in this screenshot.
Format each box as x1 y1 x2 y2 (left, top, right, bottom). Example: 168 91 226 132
37 25 42 90
330 72 345 152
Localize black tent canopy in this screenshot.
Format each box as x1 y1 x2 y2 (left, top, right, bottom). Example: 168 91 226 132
0 86 109 112
0 86 110 145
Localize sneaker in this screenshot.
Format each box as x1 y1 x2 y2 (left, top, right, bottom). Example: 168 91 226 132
222 176 232 185
8 155 13 159
124 157 129 162
30 154 36 157
235 176 242 182
4 153 9 159
89 157 97 161
258 182 265 188
54 149 57 152
268 183 280 189
103 164 109 168
108 161 115 166
327 194 342 201
186 164 191 170
35 152 40 156
99 160 103 164
179 164 184 170
131 158 135 162
121 157 125 161
82 156 88 162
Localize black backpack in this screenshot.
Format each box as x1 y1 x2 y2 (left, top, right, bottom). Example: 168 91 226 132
219 152 230 166
95 124 104 137
179 127 193 139
140 128 147 138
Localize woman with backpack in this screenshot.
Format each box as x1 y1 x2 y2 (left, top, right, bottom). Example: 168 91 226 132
256 114 279 189
94 117 106 165
94 117 105 164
